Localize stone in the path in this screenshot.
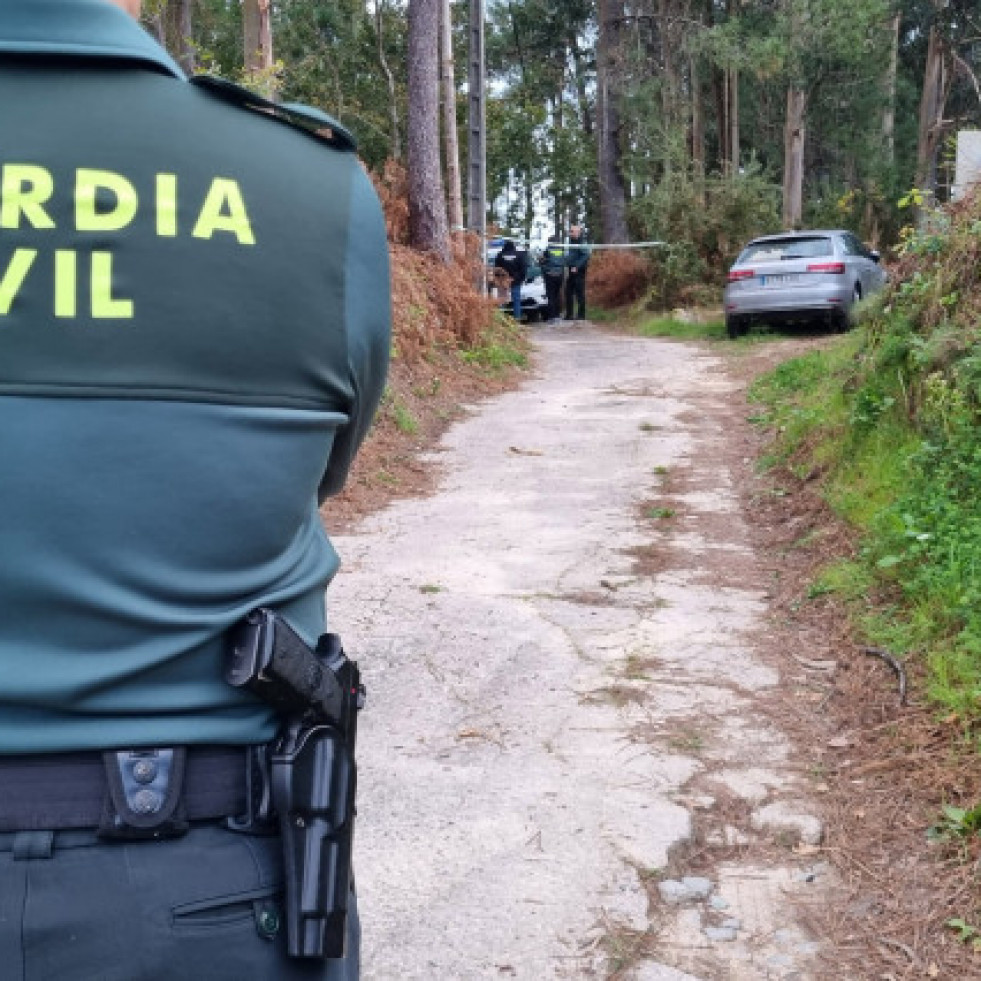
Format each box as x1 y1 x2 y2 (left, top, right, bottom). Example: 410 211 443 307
750 802 823 846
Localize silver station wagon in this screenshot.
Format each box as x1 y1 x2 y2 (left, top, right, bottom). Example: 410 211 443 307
723 230 887 338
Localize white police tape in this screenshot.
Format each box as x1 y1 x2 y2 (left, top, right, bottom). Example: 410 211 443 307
484 237 666 251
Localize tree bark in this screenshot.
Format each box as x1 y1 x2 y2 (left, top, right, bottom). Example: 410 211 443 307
596 0 629 243
243 0 274 77
375 0 402 161
691 55 704 182
440 0 464 231
782 86 806 228
882 10 900 168
715 67 728 171
727 67 739 173
916 22 946 195
408 0 450 260
569 36 593 138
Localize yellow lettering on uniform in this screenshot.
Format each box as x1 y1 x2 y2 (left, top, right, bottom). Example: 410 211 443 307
0 249 37 314
191 178 255 245
0 165 55 230
91 252 133 319
54 250 77 318
156 174 178 237
75 169 138 232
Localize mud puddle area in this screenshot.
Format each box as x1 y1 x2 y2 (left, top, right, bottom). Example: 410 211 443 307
329 326 832 980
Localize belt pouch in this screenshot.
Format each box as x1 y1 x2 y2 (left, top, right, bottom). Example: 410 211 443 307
99 748 189 840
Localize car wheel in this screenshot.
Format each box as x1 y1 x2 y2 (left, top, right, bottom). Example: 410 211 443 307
725 313 744 339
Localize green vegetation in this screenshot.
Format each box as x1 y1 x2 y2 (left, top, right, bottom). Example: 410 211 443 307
381 389 420 435
460 314 529 373
750 194 981 725
928 803 981 843
945 918 981 952
637 316 726 341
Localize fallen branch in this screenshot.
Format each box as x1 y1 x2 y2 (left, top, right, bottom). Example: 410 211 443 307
791 652 837 672
862 646 908 706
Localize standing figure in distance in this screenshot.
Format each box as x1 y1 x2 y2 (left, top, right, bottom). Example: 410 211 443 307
494 239 528 321
564 224 590 321
0 0 390 978
540 233 566 323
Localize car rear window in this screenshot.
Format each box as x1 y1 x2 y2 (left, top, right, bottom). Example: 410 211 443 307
738 237 833 262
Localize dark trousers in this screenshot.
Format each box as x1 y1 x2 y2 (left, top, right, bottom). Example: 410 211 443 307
0 824 359 980
565 270 586 319
544 274 563 320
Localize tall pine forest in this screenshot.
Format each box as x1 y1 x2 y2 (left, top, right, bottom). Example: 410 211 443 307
147 0 980 286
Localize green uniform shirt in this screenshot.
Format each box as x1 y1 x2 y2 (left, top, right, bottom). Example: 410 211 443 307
567 236 590 272
540 243 566 278
0 0 391 753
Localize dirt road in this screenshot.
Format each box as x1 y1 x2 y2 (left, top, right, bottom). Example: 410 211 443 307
329 326 830 980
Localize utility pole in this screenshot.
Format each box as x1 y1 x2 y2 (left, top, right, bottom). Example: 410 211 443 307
467 0 486 280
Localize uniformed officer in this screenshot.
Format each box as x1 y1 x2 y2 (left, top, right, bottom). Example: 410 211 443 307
493 238 528 320
539 233 566 323
0 1 390 978
564 224 590 321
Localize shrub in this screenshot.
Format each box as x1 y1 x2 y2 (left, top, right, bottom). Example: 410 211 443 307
588 250 653 308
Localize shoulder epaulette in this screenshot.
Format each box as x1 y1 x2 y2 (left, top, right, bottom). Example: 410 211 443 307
188 74 357 153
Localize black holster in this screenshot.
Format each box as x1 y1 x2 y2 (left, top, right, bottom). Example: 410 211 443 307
272 722 356 958
225 610 364 959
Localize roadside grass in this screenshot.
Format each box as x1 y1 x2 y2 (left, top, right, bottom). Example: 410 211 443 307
460 312 529 373
380 388 420 435
637 315 726 340
749 192 981 728
619 311 829 346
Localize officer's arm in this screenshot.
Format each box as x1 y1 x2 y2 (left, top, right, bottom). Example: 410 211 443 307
319 165 392 502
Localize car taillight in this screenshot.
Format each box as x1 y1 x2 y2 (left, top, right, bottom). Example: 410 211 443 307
727 269 753 282
806 261 845 274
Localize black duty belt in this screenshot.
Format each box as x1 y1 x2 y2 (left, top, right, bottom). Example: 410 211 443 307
0 746 252 834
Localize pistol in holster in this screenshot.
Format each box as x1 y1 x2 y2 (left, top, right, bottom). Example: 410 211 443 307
225 609 365 959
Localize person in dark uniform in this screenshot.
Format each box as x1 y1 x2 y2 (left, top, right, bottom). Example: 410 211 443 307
539 233 566 323
493 239 528 320
0 1 390 978
564 224 590 321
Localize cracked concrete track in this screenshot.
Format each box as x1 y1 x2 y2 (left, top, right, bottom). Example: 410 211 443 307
329 326 828 980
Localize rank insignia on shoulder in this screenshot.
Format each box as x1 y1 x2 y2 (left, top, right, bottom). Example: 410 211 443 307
188 75 357 153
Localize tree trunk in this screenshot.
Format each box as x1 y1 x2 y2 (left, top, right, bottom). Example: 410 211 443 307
882 10 900 168
596 0 629 242
569 36 593 138
715 67 728 171
408 0 450 260
440 0 464 231
657 0 682 175
782 86 806 228
162 0 196 74
727 67 739 173
916 23 946 195
691 55 704 182
243 0 274 77
375 0 401 161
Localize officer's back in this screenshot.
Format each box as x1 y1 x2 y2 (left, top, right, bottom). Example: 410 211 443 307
0 3 387 976
0 0 389 755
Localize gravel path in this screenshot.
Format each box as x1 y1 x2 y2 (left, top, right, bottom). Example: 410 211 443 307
330 326 829 980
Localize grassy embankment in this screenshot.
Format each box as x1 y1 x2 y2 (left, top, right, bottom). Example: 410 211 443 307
747 193 981 727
